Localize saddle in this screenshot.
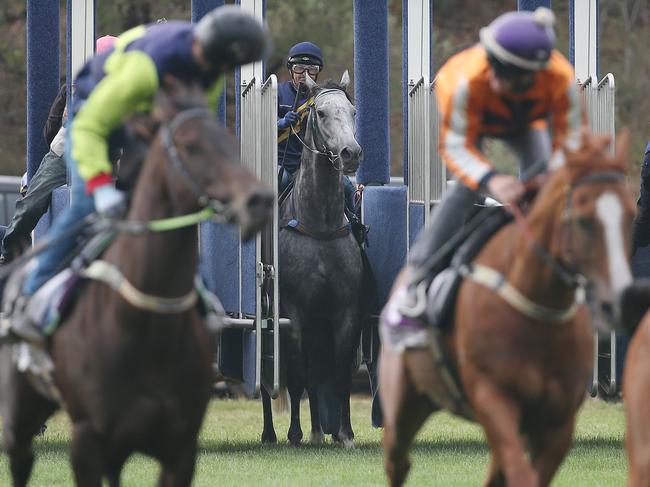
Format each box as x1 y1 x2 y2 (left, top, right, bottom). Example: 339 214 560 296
425 207 513 330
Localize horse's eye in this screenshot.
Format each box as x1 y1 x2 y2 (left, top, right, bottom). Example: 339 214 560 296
317 110 326 118
185 143 202 155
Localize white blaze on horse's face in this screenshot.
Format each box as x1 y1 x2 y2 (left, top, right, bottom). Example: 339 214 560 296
596 192 633 297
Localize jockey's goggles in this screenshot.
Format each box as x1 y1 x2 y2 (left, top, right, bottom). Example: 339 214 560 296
291 64 320 76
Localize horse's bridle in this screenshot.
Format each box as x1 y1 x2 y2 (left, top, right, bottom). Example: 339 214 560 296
515 170 627 290
159 107 235 222
290 88 353 172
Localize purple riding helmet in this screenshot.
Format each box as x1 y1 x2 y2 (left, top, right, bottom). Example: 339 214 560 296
480 7 556 72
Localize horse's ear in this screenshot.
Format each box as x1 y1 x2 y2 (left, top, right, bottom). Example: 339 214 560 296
613 129 630 172
303 73 318 92
340 70 350 90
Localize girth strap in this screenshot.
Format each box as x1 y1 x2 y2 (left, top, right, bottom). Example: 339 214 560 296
460 263 585 323
81 260 198 313
281 218 351 240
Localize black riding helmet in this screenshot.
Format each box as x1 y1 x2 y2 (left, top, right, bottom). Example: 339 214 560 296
194 5 270 71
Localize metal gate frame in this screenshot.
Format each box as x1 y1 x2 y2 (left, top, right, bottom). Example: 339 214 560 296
218 75 286 399
580 73 618 398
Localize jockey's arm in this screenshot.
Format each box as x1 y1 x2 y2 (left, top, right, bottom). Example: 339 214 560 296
436 78 494 191
71 51 159 193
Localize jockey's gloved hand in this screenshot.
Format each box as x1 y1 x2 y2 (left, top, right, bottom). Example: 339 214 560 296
277 111 299 130
486 174 525 206
93 184 126 218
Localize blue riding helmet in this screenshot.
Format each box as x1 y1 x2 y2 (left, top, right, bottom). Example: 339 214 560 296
480 7 556 72
287 41 324 68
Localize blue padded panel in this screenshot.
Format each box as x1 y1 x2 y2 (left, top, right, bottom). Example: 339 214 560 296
241 329 257 397
353 0 390 185
362 186 407 307
199 222 241 313
241 239 257 315
408 202 425 248
27 0 60 181
34 185 69 241
517 0 551 10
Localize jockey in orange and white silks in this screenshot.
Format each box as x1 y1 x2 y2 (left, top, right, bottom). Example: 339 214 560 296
382 7 585 339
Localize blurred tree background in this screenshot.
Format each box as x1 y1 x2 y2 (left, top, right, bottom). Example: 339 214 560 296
0 0 648 186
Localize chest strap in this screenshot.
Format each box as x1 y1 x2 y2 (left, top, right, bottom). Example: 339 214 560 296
460 263 585 323
80 260 197 313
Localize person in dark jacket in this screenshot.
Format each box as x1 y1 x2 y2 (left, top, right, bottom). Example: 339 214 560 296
277 42 357 212
43 83 67 147
633 141 650 253
0 36 118 264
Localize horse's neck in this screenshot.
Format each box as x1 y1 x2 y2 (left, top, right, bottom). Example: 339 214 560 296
508 196 575 309
108 157 198 296
293 126 345 230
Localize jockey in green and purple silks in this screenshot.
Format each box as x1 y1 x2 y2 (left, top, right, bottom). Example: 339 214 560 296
13 5 269 345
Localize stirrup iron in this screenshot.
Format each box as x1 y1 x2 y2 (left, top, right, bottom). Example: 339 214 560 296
397 280 428 318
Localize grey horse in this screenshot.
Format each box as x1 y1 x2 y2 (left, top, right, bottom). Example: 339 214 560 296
261 71 364 448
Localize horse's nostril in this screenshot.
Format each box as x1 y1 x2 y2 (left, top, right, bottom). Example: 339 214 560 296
340 148 352 162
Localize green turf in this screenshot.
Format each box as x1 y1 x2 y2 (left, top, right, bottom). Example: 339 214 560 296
0 396 627 486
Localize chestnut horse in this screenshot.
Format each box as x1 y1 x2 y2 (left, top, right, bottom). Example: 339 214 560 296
0 78 273 487
621 280 650 487
379 132 634 487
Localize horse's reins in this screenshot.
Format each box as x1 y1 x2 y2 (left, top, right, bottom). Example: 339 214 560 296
290 89 349 171
464 170 626 323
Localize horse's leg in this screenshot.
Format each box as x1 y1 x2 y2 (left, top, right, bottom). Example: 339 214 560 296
307 384 324 445
331 312 359 448
529 416 576 487
156 439 198 487
1 361 57 487
471 381 537 487
287 378 304 446
379 346 436 487
484 455 506 487
69 421 104 487
260 385 277 444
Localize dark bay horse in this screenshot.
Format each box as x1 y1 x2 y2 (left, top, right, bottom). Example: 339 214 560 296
380 131 635 486
0 78 273 487
260 72 364 448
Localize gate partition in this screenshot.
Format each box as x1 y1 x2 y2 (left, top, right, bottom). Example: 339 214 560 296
209 75 284 398
579 73 619 398
407 76 445 246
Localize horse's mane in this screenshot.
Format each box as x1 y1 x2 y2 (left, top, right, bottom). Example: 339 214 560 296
528 130 628 223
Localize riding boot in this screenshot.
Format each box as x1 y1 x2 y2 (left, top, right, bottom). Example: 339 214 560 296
382 183 478 331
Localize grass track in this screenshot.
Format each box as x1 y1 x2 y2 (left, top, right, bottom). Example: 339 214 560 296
0 396 626 486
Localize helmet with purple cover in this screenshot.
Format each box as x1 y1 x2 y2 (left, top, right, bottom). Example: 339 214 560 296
480 7 556 72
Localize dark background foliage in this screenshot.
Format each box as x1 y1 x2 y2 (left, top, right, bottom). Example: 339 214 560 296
0 0 648 185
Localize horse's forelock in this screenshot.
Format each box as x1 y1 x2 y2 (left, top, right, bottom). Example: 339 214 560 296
564 133 625 184
310 80 352 103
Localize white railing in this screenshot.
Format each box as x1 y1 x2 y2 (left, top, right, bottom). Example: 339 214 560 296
407 76 445 227
580 73 616 152
579 73 618 398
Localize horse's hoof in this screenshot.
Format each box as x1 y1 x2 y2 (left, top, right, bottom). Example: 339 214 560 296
261 431 277 444
341 437 355 449
309 431 324 445
288 432 303 447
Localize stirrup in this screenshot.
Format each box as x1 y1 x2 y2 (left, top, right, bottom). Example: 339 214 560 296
397 280 428 319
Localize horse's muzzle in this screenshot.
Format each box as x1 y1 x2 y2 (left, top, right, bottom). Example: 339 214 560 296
239 187 274 240
340 145 362 175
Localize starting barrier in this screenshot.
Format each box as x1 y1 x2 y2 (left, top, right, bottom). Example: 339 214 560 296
579 74 622 398
204 74 286 399
407 76 445 247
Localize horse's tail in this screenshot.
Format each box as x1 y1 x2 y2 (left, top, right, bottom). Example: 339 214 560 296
317 379 341 435
272 385 290 415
